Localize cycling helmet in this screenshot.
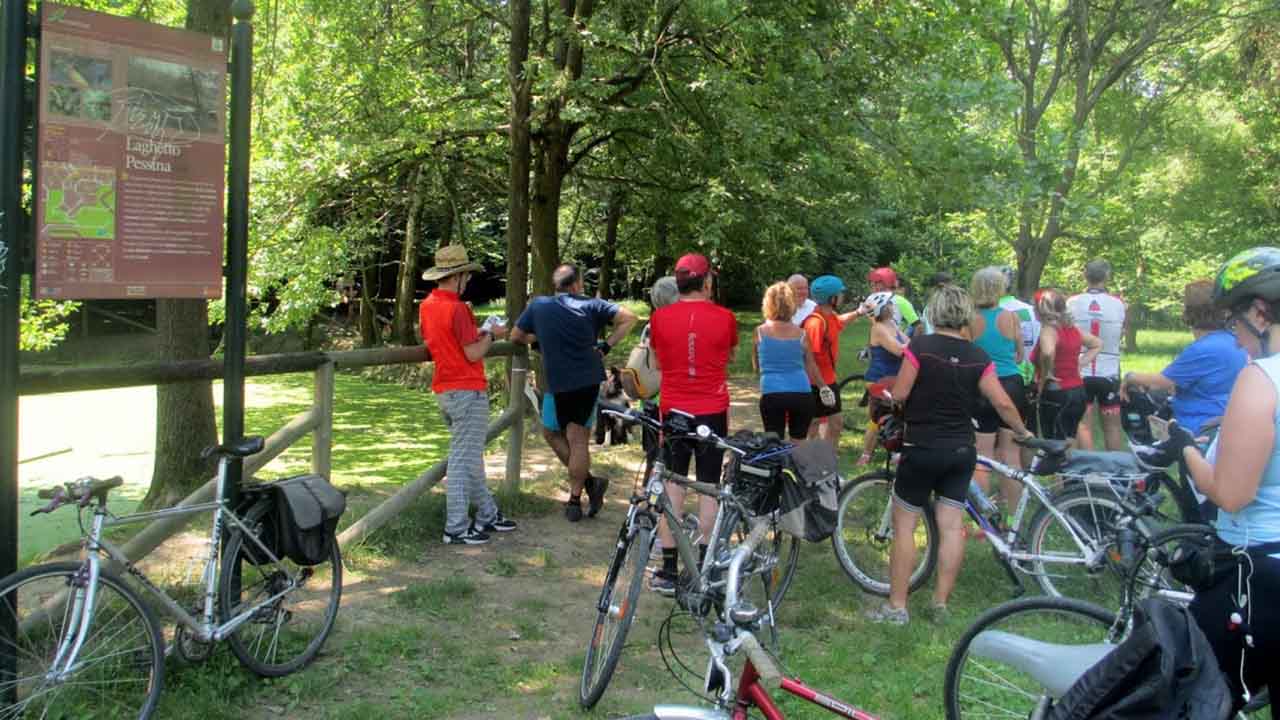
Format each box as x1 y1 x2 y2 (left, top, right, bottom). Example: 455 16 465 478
811 275 846 303
1213 247 1280 310
867 267 898 288
863 291 895 319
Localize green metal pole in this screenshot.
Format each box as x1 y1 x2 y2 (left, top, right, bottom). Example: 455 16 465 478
222 0 253 506
0 0 26 702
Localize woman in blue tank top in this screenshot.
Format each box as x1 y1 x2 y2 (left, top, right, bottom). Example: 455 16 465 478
857 292 907 464
1162 247 1280 711
969 267 1028 513
754 282 826 439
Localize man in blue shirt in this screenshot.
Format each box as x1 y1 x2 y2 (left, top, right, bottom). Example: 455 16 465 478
512 264 637 521
1122 281 1248 435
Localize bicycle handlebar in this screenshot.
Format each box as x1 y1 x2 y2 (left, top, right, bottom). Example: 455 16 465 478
32 476 124 515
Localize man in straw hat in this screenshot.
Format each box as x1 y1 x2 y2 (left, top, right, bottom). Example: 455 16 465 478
419 244 517 545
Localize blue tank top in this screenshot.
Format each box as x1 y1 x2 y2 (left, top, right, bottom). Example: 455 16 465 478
865 326 905 382
758 334 810 394
975 307 1020 378
1215 355 1280 548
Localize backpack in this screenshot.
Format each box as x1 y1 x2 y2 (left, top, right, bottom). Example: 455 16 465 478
621 326 661 400
243 475 347 566
1045 598 1233 720
776 440 841 542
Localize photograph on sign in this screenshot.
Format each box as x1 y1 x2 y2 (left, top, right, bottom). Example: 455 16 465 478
33 2 227 300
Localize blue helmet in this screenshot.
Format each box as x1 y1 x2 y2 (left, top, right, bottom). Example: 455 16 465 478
811 275 846 303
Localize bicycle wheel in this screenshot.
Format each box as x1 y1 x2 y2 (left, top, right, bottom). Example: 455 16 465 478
220 502 343 677
0 561 165 720
580 523 654 709
1026 488 1131 604
832 471 937 596
944 595 1118 720
1126 523 1216 605
714 508 800 613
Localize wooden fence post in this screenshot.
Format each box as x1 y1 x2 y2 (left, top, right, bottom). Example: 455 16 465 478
504 354 527 493
313 360 334 479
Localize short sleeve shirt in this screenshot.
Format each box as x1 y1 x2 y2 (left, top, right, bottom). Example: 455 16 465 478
419 289 486 393
894 295 919 329
515 294 619 393
803 310 845 385
1161 330 1248 433
902 334 995 448
649 300 738 415
1068 289 1125 378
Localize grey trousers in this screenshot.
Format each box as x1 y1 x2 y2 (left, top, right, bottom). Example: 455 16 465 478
438 390 499 535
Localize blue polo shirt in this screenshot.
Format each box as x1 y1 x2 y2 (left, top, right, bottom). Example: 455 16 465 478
516 294 619 393
1161 330 1248 434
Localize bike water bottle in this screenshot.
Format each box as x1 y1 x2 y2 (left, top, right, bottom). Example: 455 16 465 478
968 479 998 516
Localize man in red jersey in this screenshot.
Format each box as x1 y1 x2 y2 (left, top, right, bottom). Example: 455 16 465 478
647 253 738 595
419 245 517 546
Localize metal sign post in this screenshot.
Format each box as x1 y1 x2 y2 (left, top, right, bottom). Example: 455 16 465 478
0 0 27 702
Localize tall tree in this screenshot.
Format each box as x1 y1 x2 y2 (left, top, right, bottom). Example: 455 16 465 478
506 0 532 317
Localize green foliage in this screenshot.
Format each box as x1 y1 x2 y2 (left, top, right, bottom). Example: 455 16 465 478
18 277 78 352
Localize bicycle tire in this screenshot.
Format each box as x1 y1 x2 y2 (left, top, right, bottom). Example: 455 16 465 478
1026 488 1134 604
713 507 800 613
0 561 165 720
220 501 343 677
1126 522 1217 606
944 595 1118 720
832 471 937 596
580 523 653 709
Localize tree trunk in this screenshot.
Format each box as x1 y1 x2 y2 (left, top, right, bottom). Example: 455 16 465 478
358 264 379 347
529 133 569 296
506 0 531 319
141 0 230 509
653 213 671 281
597 190 622 299
394 166 426 345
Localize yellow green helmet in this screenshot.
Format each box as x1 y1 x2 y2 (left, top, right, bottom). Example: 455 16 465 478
1214 247 1280 309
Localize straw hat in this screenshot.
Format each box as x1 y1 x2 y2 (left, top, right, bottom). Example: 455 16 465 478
422 244 484 281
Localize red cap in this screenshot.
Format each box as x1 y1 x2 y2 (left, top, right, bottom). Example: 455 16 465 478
868 267 897 287
675 253 713 279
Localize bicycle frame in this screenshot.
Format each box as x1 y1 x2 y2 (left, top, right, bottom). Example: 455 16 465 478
732 663 879 720
44 457 302 681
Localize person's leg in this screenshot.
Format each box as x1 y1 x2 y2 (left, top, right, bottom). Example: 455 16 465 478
888 504 921 610
933 446 977 606
788 393 816 441
825 383 844 445
655 435 694 586
1076 404 1096 450
461 391 500 527
693 413 729 554
1100 402 1125 451
759 395 785 438
439 391 483 538
565 422 591 498
973 431 996 492
995 428 1023 510
541 394 572 465
860 422 878 464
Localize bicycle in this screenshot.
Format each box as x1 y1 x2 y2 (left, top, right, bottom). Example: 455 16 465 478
618 520 882 720
580 403 800 710
0 437 342 719
833 435 1167 604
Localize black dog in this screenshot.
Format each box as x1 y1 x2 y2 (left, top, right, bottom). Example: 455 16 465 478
595 366 632 446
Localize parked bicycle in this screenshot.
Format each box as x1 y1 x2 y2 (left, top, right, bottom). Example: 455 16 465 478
618 520 882 720
580 403 799 710
0 438 343 720
833 434 1168 605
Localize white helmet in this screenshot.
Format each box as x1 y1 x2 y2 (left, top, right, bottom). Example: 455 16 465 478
863 291 895 318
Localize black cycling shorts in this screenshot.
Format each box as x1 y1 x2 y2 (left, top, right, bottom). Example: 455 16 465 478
975 375 1028 434
1035 386 1086 440
1082 376 1122 411
759 392 816 440
813 383 842 419
553 385 600 429
663 410 729 486
1189 551 1280 712
893 445 977 513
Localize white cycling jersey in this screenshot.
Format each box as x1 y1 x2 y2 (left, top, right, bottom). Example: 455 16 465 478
999 295 1040 354
1068 288 1126 378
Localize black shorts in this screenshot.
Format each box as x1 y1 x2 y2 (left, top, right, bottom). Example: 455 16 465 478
1035 386 1086 440
1190 551 1280 711
893 445 977 512
974 375 1028 434
759 392 816 440
553 385 600 429
1082 376 1122 411
663 410 729 486
813 383 841 418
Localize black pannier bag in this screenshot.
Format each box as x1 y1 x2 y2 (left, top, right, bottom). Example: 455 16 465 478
1045 598 1232 720
777 440 840 542
242 475 347 566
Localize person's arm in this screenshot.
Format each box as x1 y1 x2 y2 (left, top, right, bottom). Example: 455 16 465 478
603 304 638 350
457 306 503 363
999 310 1024 364
980 370 1032 437
1036 325 1059 391
801 333 824 387
1182 365 1276 512
878 325 906 357
837 307 865 325
889 346 919 404
1080 331 1102 368
1119 371 1176 401
509 306 535 345
752 326 763 374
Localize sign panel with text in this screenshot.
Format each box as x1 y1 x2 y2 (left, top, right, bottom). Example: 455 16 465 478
34 3 226 299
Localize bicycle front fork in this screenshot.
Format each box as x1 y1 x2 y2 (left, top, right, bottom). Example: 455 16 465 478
49 515 108 681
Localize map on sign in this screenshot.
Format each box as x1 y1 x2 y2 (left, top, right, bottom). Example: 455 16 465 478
41 163 117 241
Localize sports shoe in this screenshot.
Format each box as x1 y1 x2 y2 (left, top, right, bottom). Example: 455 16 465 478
585 475 609 518
864 602 909 626
649 571 677 597
565 498 584 523
480 512 517 533
927 602 949 623
443 525 491 545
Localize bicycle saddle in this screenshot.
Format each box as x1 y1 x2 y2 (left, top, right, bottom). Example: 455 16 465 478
202 436 266 459
969 630 1114 699
1019 437 1071 455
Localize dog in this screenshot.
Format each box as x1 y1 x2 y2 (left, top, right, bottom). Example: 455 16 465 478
595 366 632 446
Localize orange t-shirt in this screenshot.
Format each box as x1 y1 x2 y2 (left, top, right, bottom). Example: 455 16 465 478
803 310 844 385
419 289 487 393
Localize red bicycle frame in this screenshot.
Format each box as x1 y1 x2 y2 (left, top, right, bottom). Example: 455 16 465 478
733 660 880 720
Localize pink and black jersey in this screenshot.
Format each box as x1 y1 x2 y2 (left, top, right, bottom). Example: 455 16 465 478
901 333 994 449
1068 289 1125 379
